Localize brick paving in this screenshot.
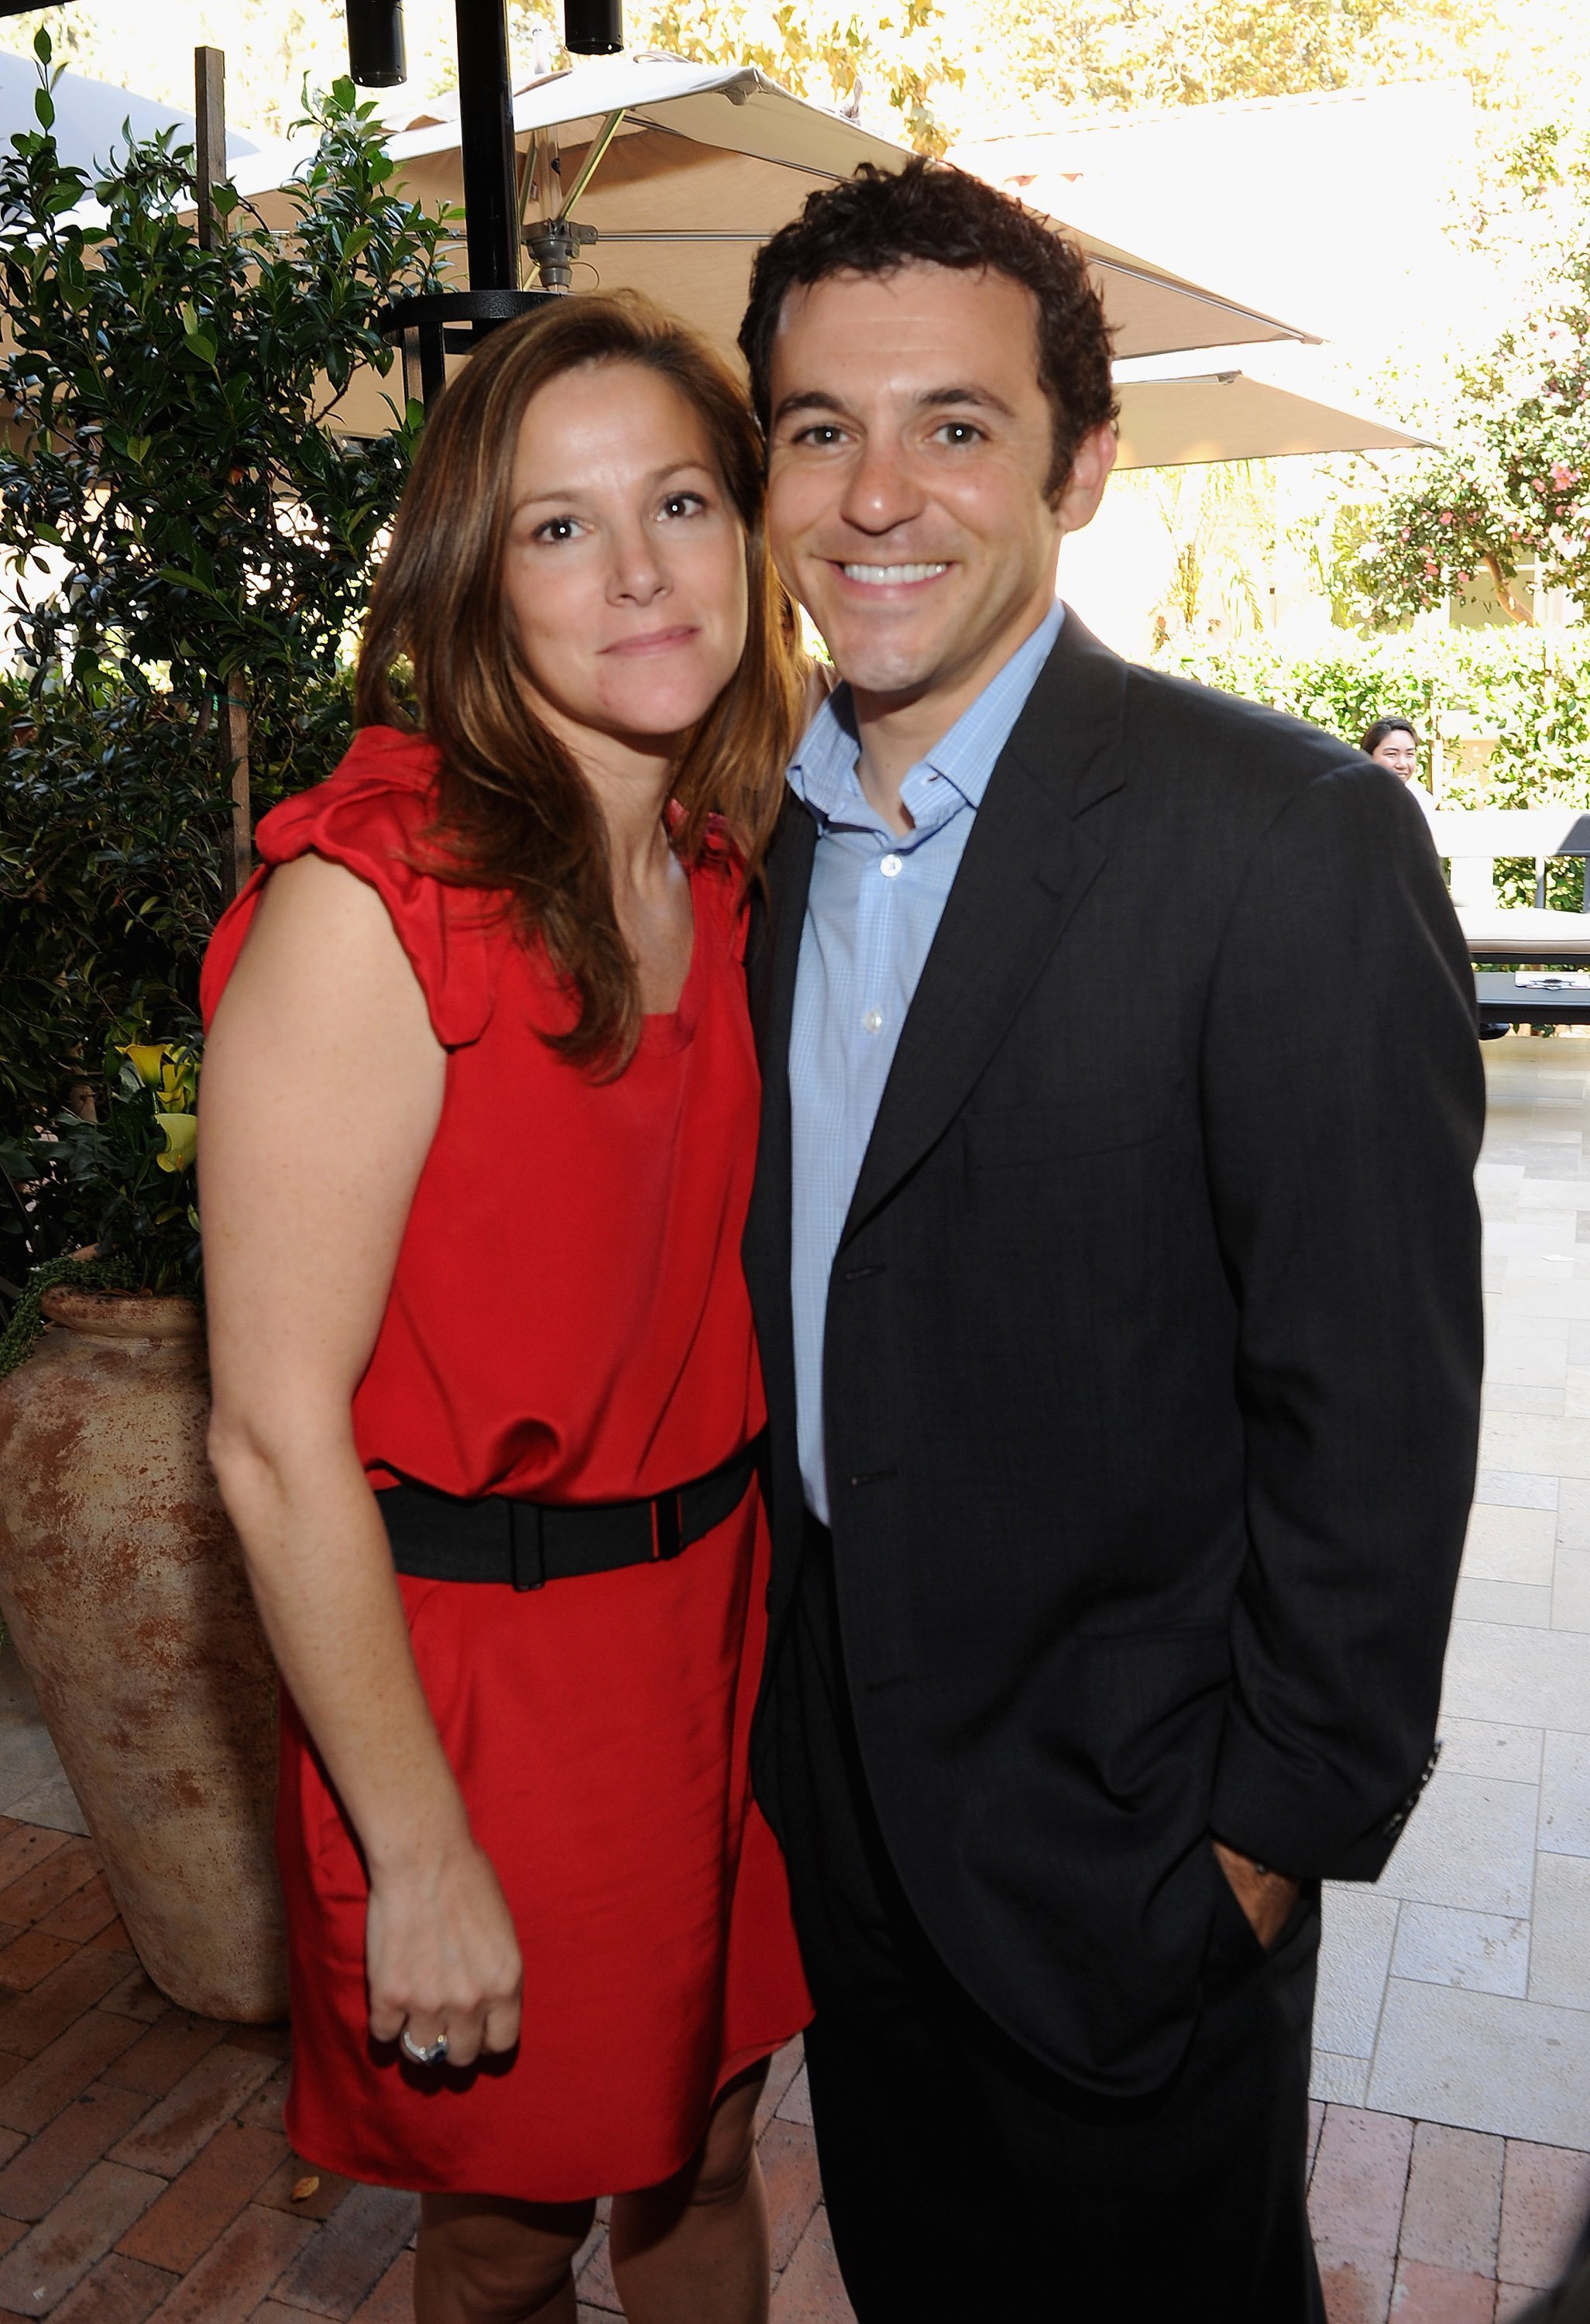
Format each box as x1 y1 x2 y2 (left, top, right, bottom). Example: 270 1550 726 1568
0 1812 840 2321
0 1801 1577 2319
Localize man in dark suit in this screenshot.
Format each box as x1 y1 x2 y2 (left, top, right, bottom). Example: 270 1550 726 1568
737 160 1484 2319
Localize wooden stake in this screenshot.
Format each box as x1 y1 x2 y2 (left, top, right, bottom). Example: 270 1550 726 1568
222 682 252 901
196 48 253 901
194 46 226 252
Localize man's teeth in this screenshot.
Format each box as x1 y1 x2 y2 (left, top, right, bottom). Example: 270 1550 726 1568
840 562 950 585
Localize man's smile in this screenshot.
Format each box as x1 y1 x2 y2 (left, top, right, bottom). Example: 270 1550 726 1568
835 561 952 587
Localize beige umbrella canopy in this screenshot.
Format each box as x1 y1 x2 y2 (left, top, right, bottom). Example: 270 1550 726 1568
220 50 1316 431
1114 367 1434 469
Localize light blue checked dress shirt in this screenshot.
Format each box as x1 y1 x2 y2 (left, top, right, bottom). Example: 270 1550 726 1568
788 603 1065 1522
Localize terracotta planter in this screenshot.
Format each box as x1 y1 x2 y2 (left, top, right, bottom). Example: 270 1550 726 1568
0 1287 287 2021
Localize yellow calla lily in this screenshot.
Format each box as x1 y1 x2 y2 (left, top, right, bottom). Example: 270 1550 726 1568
154 1111 197 1174
121 1043 172 1092
120 1043 197 1110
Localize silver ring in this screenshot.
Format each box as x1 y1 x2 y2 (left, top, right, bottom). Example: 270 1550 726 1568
399 2027 448 2067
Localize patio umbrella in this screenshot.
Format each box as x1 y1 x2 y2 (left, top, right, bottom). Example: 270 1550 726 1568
218 50 1316 431
0 47 265 180
1113 367 1434 469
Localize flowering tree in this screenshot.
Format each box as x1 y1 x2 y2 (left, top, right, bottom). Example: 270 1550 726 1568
1345 127 1590 627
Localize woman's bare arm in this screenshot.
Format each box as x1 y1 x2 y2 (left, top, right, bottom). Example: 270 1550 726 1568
201 854 520 2065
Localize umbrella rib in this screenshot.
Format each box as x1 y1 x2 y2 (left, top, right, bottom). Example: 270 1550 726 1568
559 109 625 219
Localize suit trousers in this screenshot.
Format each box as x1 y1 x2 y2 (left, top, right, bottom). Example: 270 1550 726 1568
762 1519 1327 2322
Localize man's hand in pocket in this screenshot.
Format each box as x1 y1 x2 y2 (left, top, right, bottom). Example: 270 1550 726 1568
1213 1839 1300 1951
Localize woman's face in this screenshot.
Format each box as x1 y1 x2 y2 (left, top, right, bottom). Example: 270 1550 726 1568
501 360 749 762
1370 728 1420 781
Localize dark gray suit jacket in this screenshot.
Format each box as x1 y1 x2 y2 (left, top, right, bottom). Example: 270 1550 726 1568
743 611 1485 2096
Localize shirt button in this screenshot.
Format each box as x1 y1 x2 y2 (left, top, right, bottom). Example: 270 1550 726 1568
881 854 902 878
862 1009 884 1035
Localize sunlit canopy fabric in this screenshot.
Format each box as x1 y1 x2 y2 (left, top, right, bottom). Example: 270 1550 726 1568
1113 368 1432 469
219 48 1315 417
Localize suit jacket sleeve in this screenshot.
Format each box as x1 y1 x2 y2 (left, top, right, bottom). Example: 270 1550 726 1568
1200 758 1485 1882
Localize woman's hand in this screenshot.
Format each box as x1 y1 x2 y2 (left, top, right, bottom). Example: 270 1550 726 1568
366 1835 524 2069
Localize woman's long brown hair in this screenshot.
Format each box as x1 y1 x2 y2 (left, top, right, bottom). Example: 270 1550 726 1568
355 291 803 1074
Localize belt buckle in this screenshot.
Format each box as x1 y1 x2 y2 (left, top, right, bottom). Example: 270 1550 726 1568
653 1491 685 1560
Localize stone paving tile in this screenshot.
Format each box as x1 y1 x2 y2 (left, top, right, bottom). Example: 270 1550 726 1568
573 2223 618 2312
761 2119 825 2274
1440 1723 1546 1786
1538 1731 1590 1854
1373 1775 1538 1918
776 2065 813 2129
1314 2052 1374 2106
755 2037 805 2135
769 2205 854 2323
1399 2123 1505 2276
1317 2239 1400 2322
1387 2257 1497 2319
1368 1982 1590 2147
1319 1889 1401 2056
1526 1853 1590 2006
1497 2140 1590 2290
1310 2109 1416 2257
1392 1904 1532 2000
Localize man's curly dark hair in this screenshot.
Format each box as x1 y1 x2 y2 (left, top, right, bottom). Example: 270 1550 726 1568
738 158 1118 502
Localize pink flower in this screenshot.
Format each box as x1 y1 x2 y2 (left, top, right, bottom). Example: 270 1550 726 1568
1551 461 1578 489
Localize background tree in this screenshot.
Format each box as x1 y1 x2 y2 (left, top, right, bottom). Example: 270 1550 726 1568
0 33 449 1143
1338 122 1590 627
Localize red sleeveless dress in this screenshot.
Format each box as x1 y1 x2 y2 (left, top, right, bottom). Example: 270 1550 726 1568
200 726 809 2202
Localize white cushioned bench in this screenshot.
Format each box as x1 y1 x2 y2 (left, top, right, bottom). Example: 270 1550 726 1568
1427 810 1590 962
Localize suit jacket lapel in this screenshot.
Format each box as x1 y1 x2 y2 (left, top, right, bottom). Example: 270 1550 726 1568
743 800 816 1320
840 614 1128 1250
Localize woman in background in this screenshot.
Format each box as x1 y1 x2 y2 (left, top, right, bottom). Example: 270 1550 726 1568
198 294 809 2324
1361 716 1438 823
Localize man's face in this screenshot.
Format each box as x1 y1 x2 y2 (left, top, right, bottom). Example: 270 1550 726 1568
764 262 1114 712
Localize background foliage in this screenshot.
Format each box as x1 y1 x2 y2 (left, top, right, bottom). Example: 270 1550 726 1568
0 38 438 1144
1166 627 1590 806
1341 125 1590 627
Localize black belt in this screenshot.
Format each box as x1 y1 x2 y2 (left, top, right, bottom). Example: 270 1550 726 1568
377 1439 759 1591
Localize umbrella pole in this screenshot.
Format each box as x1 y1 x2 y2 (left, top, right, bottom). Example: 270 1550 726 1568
196 45 252 906
455 0 519 295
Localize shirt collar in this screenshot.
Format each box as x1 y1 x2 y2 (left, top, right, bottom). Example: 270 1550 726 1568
788 602 1064 834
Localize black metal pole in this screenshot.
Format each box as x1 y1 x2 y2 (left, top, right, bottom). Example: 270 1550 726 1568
345 2 407 85
455 0 518 294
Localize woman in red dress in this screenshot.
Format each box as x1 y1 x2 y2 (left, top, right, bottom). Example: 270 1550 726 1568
199 294 809 2322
